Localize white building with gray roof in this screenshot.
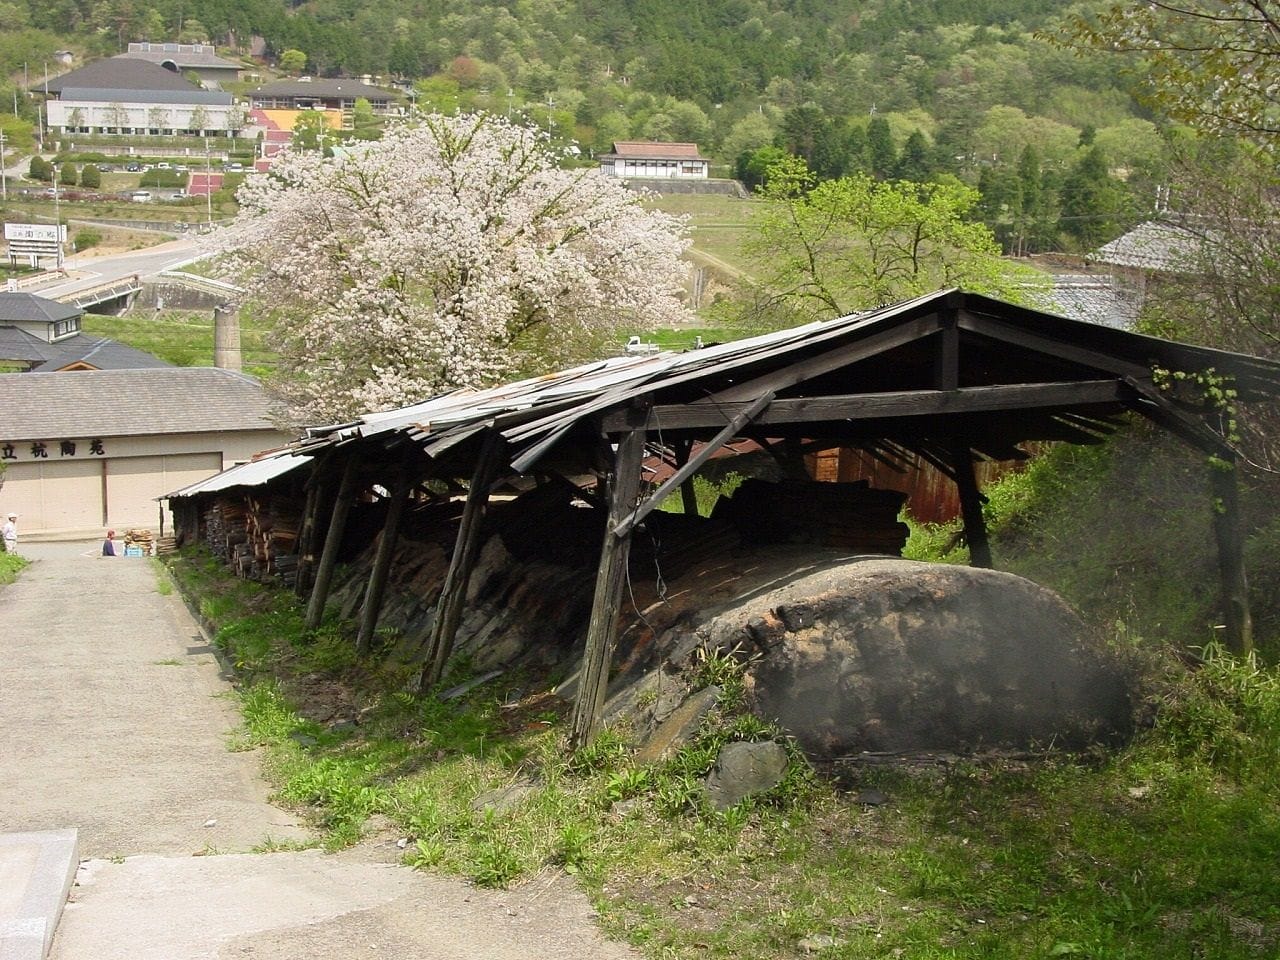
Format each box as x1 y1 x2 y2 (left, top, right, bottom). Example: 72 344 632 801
0 368 290 538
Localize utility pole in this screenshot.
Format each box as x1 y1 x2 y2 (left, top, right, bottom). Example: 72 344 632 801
204 137 213 225
0 130 7 202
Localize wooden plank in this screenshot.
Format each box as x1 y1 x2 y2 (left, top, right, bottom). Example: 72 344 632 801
700 313 946 404
603 380 1125 432
355 465 410 657
304 453 360 631
569 419 648 748
952 443 993 568
293 481 321 597
1210 457 1253 656
613 391 773 539
418 431 506 689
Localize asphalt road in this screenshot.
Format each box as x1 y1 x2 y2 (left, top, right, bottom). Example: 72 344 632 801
38 237 205 298
2 545 639 960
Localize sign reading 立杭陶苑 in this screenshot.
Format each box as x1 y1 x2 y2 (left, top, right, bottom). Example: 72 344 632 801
0 439 106 460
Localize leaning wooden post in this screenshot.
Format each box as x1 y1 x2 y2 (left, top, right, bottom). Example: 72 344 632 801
570 417 648 748
951 443 993 569
305 453 360 630
356 465 411 656
418 432 506 689
1209 455 1253 656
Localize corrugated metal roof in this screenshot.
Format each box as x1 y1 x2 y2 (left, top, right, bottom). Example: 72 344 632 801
601 141 707 161
58 86 233 105
164 446 312 498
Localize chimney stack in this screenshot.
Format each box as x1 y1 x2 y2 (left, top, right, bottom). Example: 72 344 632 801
213 302 242 371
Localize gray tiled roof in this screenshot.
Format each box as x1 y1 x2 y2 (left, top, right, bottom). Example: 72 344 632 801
59 86 232 105
0 367 278 440
40 58 202 95
0 293 82 324
36 334 173 371
0 326 49 364
1048 275 1141 330
250 79 395 100
1093 221 1200 272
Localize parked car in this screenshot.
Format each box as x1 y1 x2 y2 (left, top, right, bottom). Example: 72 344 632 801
155 161 171 169
96 163 114 171
224 161 244 171
174 164 188 172
129 190 153 202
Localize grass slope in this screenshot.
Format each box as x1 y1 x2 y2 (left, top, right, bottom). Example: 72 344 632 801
82 309 276 374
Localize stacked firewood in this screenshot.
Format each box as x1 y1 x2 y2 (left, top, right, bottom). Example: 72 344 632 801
122 528 155 556
243 493 301 583
203 501 248 562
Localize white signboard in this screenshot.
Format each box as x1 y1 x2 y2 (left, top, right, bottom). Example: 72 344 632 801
4 223 66 242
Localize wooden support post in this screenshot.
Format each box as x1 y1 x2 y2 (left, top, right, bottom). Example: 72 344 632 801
951 443 993 569
570 420 648 748
676 441 699 516
293 481 322 597
305 453 360 630
1210 457 1253 656
356 466 411 656
418 432 505 689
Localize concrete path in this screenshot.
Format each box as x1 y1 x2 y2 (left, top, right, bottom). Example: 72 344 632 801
1 546 639 960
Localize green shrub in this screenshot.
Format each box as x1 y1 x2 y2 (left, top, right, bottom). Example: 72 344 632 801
58 161 77 186
140 169 186 187
29 156 52 182
74 227 103 251
79 164 101 189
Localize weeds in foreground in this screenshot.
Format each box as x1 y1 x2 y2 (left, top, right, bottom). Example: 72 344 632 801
173 547 1280 959
0 551 29 585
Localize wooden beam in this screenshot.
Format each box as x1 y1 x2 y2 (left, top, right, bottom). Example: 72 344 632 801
700 313 946 404
613 391 773 539
1121 376 1234 458
305 452 360 631
418 431 506 689
603 380 1125 433
952 443 993 568
957 311 1152 380
570 418 648 748
355 466 411 657
1210 457 1253 656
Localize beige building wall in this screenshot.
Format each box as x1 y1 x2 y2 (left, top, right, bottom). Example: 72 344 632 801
0 428 287 540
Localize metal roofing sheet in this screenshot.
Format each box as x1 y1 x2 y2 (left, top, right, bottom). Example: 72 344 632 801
164 448 312 499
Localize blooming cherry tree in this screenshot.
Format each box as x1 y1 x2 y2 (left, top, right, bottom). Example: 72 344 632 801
212 113 692 423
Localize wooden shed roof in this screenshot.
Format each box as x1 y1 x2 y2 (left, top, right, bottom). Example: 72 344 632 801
168 289 1280 500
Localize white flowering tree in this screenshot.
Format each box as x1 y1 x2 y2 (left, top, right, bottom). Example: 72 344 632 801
215 112 693 423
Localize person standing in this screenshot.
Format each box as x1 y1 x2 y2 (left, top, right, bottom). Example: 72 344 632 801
102 529 118 557
2 513 16 554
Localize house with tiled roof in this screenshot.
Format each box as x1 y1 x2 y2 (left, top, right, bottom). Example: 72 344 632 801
39 58 242 137
1090 220 1206 309
0 367 289 537
598 141 710 179
0 292 169 372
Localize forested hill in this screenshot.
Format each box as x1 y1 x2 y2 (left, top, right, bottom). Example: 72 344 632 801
6 0 1159 252
13 0 1115 111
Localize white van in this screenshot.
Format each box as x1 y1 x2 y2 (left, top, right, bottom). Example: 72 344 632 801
130 190 152 203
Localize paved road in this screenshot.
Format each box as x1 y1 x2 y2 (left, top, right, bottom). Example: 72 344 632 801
2 546 639 960
39 237 205 298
